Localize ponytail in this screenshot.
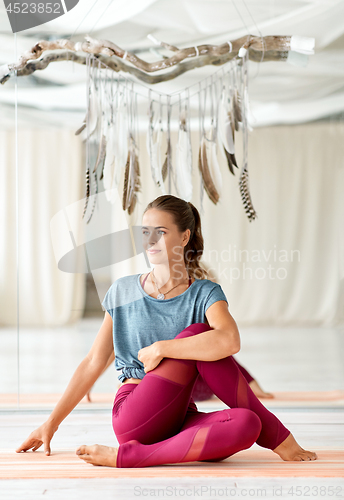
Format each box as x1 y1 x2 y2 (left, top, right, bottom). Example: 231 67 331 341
143 195 209 280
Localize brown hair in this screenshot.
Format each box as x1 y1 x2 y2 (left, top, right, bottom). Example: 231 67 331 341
143 195 209 280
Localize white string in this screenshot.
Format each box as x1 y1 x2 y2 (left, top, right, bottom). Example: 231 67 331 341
89 0 115 35
194 46 199 57
14 32 20 409
123 51 128 60
227 41 232 53
69 0 101 38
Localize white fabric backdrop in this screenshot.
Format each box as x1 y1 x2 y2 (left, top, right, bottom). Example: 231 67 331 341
0 129 85 326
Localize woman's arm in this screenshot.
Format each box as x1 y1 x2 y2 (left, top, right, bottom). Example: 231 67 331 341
86 350 115 402
16 311 114 455
158 300 240 362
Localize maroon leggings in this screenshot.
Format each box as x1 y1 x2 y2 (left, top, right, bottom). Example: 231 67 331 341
112 323 290 468
192 357 254 401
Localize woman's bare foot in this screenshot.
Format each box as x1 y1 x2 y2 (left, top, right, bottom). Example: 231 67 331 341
76 444 118 467
273 433 318 461
249 379 274 399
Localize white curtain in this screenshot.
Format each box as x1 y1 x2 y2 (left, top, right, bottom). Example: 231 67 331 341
202 122 344 326
0 128 85 326
1 123 343 327
112 122 344 327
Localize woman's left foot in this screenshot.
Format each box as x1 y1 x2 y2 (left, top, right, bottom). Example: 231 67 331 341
249 379 274 399
76 444 118 467
273 433 318 461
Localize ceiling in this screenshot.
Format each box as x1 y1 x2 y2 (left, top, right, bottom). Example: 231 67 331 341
0 0 344 128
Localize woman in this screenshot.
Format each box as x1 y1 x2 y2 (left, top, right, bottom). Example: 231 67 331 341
16 195 317 467
85 259 274 403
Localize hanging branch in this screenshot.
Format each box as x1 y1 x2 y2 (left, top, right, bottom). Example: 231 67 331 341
0 34 314 85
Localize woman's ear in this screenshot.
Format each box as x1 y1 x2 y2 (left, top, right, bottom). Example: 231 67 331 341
183 229 191 246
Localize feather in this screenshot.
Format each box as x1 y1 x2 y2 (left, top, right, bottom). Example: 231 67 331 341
146 111 158 183
122 151 131 211
75 118 86 136
93 134 107 174
128 153 141 215
231 90 239 132
81 167 90 219
229 152 238 169
102 123 118 203
162 154 168 182
175 115 193 201
224 147 234 175
147 116 166 193
122 137 142 214
99 155 105 181
223 148 239 175
86 79 98 138
218 101 235 155
161 137 172 188
114 94 129 186
233 88 243 125
239 164 257 222
86 172 98 224
198 136 220 205
154 125 166 193
208 131 222 198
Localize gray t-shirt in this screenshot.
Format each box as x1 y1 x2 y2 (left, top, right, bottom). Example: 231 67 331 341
102 273 229 382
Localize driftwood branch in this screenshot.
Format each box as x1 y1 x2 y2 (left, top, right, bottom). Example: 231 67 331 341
1 48 289 86
0 34 298 85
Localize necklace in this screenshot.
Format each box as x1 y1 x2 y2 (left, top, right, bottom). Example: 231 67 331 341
150 269 190 300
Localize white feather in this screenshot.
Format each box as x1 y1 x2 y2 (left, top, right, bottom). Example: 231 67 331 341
103 123 119 203
147 120 166 194
87 79 98 138
153 127 167 194
175 122 193 202
146 121 159 185
114 93 128 186
218 102 235 154
207 126 222 197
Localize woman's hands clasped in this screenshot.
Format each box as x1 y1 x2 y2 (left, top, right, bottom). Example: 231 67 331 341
16 421 59 456
138 342 164 373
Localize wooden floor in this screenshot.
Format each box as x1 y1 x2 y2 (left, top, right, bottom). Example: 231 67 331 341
1 397 343 481
1 448 343 479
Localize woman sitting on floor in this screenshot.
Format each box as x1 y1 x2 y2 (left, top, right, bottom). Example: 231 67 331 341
16 195 317 467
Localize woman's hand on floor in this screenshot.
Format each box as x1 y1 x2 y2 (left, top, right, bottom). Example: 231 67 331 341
15 421 59 456
138 342 163 373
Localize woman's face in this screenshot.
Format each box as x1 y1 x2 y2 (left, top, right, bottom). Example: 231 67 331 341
141 208 190 267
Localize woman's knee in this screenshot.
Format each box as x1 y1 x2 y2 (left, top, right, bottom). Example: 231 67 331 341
231 408 262 445
175 322 212 339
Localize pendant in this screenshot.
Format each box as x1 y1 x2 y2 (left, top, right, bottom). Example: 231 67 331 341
157 293 165 300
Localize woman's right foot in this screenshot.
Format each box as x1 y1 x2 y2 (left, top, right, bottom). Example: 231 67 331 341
273 433 318 461
76 444 118 467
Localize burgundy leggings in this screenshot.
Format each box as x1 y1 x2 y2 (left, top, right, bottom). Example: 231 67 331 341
112 323 290 468
192 357 254 401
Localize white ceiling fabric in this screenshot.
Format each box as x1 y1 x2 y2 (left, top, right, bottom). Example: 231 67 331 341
0 0 343 128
